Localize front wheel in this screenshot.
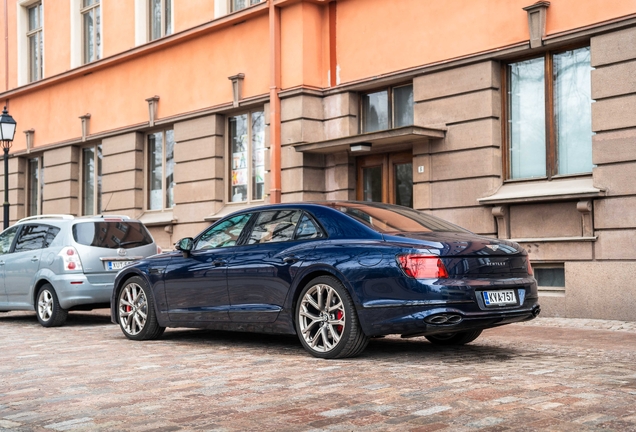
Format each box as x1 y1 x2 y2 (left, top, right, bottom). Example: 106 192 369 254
117 276 165 340
36 284 68 327
295 275 369 359
425 329 483 346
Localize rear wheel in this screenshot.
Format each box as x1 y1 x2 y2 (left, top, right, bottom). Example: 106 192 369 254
36 284 68 327
425 329 482 346
296 275 369 359
117 276 165 340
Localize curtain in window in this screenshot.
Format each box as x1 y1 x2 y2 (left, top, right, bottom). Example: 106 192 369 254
508 57 546 179
148 132 163 210
393 85 413 128
362 91 389 133
554 47 593 175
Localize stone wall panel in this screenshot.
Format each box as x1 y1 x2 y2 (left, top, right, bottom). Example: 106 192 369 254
414 61 499 102
173 115 224 142
510 202 581 239
414 89 500 126
595 229 636 260
565 261 636 320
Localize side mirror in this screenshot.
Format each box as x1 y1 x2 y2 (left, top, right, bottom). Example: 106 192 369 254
174 237 194 257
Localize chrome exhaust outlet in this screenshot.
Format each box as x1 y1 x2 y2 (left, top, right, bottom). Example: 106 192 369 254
424 313 463 325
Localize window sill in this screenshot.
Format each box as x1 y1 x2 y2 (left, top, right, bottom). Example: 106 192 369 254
204 202 265 222
138 210 176 226
478 178 605 205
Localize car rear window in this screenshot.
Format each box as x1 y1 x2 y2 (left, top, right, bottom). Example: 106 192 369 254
332 202 468 233
72 221 153 249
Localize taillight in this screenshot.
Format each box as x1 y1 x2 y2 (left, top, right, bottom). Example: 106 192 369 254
527 258 533 276
157 245 162 254
397 254 449 279
59 247 83 272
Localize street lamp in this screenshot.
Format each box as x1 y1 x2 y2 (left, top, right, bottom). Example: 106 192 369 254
0 107 17 230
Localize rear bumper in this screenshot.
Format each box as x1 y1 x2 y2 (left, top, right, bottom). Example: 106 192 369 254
50 273 114 310
357 300 541 337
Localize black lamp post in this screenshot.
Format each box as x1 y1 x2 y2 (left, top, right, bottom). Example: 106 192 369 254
0 107 17 230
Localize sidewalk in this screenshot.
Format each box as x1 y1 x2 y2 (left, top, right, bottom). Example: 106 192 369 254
520 316 636 332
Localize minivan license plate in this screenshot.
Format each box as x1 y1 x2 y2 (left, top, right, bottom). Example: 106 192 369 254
107 261 133 270
482 290 517 306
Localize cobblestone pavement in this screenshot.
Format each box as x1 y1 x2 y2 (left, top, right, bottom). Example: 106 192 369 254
1 311 636 432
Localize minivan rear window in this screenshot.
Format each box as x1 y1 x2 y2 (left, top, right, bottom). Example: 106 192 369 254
72 221 153 249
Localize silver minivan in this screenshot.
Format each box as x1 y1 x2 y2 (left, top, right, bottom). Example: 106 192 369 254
0 214 159 327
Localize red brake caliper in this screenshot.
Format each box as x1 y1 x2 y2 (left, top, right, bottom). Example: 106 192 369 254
336 310 343 333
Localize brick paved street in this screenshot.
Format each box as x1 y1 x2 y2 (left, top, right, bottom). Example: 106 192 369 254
1 311 635 431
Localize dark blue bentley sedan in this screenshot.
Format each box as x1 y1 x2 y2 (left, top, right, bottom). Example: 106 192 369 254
111 201 540 358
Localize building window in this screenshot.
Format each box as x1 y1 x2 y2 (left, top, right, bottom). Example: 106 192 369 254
230 111 265 203
506 46 592 180
82 144 102 215
28 156 44 216
361 84 413 133
149 0 172 41
27 2 43 82
230 0 262 13
147 129 175 211
81 0 101 64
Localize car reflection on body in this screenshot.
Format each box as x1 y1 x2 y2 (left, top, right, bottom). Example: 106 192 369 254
111 201 540 359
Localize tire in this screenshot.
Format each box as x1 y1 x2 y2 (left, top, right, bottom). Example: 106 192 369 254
117 276 165 340
36 284 68 327
425 329 483 346
295 275 369 359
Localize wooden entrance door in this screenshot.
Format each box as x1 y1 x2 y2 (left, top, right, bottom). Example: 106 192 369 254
356 152 413 207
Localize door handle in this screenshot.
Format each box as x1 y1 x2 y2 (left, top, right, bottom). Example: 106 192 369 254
31 257 39 262
0 261 4 266
213 260 226 267
283 255 299 264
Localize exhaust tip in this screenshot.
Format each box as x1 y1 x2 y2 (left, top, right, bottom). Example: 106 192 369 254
532 306 541 317
424 313 463 325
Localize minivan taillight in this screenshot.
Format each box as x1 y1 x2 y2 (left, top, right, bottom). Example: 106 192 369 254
527 258 533 276
397 254 449 279
59 247 83 272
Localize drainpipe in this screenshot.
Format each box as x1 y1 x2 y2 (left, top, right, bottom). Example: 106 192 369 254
268 0 281 203
4 0 8 93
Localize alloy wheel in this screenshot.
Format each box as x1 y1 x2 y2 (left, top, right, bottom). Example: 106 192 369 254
298 283 346 353
119 282 148 336
37 289 53 322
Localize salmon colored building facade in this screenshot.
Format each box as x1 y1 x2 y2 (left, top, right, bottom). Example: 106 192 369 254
1 0 636 320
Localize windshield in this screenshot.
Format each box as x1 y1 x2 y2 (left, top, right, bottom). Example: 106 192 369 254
330 202 468 233
73 221 154 249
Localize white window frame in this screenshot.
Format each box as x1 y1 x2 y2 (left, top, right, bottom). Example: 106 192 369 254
70 0 103 68
80 143 102 216
229 0 263 13
135 0 173 45
17 0 44 86
80 0 101 64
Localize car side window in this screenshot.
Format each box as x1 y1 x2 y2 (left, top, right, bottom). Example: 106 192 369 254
14 224 50 253
248 210 301 244
44 226 61 248
195 213 252 251
295 213 325 240
0 226 19 255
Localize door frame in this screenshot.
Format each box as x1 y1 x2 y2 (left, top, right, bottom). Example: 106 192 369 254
356 151 413 204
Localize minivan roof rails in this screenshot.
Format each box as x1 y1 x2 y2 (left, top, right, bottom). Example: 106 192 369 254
18 214 75 223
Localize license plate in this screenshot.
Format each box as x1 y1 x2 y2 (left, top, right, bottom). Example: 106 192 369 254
107 261 133 270
482 290 517 306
